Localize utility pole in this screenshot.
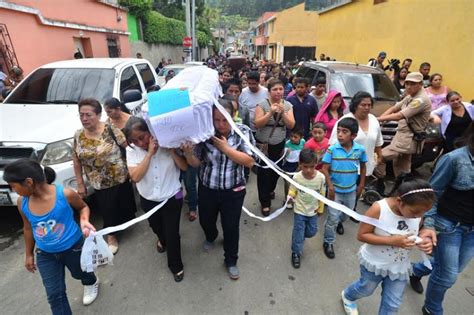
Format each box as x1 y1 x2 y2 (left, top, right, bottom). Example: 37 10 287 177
191 0 196 61
185 0 191 62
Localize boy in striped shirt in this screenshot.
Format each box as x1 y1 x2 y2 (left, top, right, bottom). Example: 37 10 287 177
321 117 367 259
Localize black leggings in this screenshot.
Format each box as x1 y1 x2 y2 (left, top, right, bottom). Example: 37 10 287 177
257 141 285 208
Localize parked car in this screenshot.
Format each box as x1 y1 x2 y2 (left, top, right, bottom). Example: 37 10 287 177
296 61 442 169
157 63 201 87
0 58 158 207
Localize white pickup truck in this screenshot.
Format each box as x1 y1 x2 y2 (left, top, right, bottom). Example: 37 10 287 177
0 58 159 206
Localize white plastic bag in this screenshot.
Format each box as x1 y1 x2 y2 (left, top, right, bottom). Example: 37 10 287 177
80 232 114 273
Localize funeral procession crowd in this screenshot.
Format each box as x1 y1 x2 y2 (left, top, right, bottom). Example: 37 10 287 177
1 51 473 315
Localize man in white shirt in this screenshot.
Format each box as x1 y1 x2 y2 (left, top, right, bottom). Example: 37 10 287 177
238 71 268 132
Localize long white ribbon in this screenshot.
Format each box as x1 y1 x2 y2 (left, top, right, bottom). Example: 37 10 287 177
92 199 168 237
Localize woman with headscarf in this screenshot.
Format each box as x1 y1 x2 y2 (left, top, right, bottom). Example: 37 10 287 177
314 90 347 138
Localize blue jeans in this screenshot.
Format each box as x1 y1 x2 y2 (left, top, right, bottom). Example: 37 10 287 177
412 258 434 278
291 213 318 255
36 239 96 315
324 191 356 244
424 214 474 315
344 265 407 315
182 166 198 212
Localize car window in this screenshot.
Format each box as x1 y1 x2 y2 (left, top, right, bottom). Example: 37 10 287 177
136 63 155 90
331 72 400 101
303 68 317 83
5 68 115 104
158 67 183 77
120 66 142 96
311 70 326 86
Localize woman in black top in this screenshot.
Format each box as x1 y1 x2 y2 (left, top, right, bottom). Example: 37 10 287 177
393 67 408 94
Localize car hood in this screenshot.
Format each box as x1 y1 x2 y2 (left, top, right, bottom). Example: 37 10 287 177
0 104 82 143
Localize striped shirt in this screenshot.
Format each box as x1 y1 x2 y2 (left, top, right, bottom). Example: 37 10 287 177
322 141 367 193
195 123 255 190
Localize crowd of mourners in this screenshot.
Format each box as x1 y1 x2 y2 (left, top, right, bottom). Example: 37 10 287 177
3 52 473 315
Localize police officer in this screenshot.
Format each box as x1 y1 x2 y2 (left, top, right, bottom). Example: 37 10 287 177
374 72 431 193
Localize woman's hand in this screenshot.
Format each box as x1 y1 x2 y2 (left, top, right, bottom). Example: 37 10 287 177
25 254 36 273
147 136 159 155
181 142 195 156
270 103 280 114
77 182 87 198
391 234 416 249
212 136 229 153
416 236 434 254
80 220 96 237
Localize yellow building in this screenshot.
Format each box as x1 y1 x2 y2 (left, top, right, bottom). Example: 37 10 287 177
266 3 319 62
313 0 474 100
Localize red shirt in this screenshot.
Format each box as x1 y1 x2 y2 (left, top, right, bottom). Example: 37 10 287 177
304 137 329 169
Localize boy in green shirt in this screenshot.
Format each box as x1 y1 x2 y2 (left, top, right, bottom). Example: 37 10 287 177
288 149 326 268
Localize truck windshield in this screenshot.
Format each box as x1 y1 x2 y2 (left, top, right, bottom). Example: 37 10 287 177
6 68 115 104
331 72 401 102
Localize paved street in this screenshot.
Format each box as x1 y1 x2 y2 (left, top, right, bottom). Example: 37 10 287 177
1 171 473 314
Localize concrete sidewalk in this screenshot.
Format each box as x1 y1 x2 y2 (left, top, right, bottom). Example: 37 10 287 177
1 174 473 314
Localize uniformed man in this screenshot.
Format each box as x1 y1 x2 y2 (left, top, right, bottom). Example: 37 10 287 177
374 72 432 193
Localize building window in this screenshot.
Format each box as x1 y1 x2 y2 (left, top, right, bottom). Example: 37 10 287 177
107 35 121 58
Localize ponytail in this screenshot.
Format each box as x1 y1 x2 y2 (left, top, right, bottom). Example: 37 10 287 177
3 158 56 185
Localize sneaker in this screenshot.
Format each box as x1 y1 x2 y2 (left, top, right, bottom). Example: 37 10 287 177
323 242 335 259
228 265 240 280
203 240 214 251
410 275 424 294
83 278 99 306
291 253 300 269
341 290 358 315
421 305 431 315
336 222 344 235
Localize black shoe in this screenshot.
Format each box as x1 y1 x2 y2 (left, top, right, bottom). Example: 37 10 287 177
336 222 344 235
409 275 424 294
173 271 184 282
291 253 301 269
421 305 431 315
350 209 359 223
323 242 335 259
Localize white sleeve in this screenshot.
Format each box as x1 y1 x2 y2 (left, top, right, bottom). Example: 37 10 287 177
126 146 141 167
328 120 338 145
371 115 384 147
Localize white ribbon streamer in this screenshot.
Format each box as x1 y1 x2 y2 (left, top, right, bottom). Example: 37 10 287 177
242 197 291 222
94 199 168 237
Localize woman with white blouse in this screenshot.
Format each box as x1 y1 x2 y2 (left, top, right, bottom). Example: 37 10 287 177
124 117 188 282
329 91 383 177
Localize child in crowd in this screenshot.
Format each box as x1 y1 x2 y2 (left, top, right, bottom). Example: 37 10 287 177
288 149 326 268
310 77 327 110
3 159 99 314
341 179 435 315
283 127 305 208
304 122 329 170
321 117 367 259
